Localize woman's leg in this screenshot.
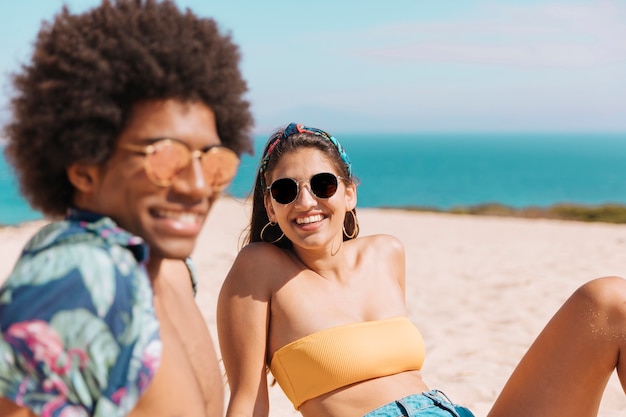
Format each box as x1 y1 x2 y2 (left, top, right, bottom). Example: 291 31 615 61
487 276 626 417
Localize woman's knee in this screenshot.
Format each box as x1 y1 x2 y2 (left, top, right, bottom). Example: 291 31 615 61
573 276 626 325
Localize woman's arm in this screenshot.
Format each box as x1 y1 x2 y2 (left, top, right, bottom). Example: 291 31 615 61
217 244 275 417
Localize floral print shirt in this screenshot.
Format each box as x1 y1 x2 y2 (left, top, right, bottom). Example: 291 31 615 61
0 209 161 417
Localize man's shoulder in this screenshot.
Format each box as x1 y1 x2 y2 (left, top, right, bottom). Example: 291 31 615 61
22 215 146 257
2 217 151 312
10 219 140 278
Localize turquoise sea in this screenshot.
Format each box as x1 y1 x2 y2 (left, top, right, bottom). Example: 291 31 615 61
2 133 626 226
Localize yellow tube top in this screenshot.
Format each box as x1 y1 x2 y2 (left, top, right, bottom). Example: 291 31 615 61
269 316 425 410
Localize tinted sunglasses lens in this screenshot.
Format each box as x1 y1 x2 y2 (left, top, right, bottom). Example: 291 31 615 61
270 178 298 204
310 173 338 199
146 140 188 186
201 148 240 190
147 141 239 188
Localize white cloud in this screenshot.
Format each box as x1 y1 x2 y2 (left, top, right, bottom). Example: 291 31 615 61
356 41 625 68
340 1 626 69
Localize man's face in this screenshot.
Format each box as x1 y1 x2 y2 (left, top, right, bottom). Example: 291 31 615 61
82 99 228 260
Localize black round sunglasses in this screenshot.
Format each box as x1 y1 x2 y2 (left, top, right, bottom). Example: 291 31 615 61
267 172 345 204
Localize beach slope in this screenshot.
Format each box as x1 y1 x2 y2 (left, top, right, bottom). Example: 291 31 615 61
1 197 625 416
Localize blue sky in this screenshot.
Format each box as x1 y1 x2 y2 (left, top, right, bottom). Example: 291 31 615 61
1 0 625 134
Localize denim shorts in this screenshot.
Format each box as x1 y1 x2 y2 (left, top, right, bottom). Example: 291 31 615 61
363 390 475 417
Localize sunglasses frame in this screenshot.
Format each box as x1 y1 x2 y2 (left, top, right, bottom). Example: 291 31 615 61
266 172 346 204
119 138 239 188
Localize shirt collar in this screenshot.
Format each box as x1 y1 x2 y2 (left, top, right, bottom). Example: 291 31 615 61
64 208 149 262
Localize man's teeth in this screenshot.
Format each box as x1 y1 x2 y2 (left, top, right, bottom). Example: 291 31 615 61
157 210 200 224
296 214 324 225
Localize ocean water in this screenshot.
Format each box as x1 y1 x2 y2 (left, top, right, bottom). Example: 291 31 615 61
231 132 626 209
2 133 626 226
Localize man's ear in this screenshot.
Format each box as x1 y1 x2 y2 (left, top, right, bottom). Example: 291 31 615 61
66 162 100 193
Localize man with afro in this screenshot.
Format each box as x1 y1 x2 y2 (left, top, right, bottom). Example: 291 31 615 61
0 1 253 416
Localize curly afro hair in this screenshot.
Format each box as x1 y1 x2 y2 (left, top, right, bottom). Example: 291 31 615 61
3 0 254 218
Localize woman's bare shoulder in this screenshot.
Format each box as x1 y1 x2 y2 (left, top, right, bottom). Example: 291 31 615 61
234 241 290 264
356 234 405 254
222 242 293 289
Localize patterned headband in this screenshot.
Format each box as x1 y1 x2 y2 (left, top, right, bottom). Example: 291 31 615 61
259 123 352 177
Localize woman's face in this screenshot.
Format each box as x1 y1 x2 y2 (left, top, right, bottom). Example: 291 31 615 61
264 147 356 250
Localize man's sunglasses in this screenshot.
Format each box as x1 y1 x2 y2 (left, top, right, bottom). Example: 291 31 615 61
267 172 345 204
119 138 239 189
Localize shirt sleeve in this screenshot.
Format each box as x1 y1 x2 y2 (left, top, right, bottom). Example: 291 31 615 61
0 241 161 417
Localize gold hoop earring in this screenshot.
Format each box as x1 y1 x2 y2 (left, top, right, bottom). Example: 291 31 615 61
260 221 284 243
343 210 359 239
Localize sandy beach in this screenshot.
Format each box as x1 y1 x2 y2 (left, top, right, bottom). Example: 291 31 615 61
1 196 625 416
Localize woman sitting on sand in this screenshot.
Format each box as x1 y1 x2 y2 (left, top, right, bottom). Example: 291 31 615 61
217 122 626 417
